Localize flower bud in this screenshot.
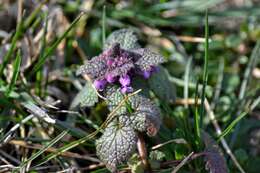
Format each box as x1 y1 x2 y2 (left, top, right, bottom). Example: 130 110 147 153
94 79 107 91
142 70 151 79
119 74 131 87
105 74 116 83
120 86 133 93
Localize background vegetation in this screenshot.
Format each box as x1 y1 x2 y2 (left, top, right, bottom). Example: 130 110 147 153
0 0 259 172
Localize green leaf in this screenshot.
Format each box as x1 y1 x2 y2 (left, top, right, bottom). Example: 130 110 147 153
104 29 140 50
149 150 166 161
133 48 165 71
96 115 137 172
70 81 98 109
0 21 23 77
104 86 127 115
129 95 161 136
148 66 176 103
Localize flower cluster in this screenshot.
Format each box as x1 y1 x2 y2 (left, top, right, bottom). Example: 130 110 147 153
77 42 164 93
75 29 171 172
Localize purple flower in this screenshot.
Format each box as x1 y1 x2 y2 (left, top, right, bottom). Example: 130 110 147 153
105 74 116 83
120 86 133 93
119 75 131 87
77 42 165 92
142 70 151 79
106 59 114 66
94 79 107 91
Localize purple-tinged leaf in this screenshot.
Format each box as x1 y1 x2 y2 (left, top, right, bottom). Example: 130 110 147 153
104 29 140 50
202 132 228 173
96 115 137 172
148 66 176 103
104 86 127 115
133 48 165 71
76 55 107 79
129 95 161 136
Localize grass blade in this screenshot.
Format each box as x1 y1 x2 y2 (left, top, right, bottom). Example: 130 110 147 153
184 57 192 108
194 79 201 148
34 130 99 168
218 96 260 140
229 40 260 147
29 12 85 76
199 9 209 127
24 0 47 28
18 130 68 170
0 22 23 77
6 50 21 96
36 12 48 97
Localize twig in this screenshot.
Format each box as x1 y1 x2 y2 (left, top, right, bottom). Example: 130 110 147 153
72 40 88 61
78 163 105 170
0 149 21 165
17 0 23 24
175 98 201 105
0 165 16 173
176 36 212 43
171 152 194 173
0 114 34 144
137 133 151 172
152 138 187 150
0 155 13 165
8 140 100 163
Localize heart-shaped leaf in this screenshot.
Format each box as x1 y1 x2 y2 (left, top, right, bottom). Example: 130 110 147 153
129 95 161 136
96 115 137 172
70 81 98 109
148 66 176 103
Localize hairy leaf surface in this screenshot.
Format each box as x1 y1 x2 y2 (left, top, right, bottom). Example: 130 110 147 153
76 55 107 79
104 29 140 50
133 48 165 71
96 115 137 172
202 132 228 173
129 95 161 136
148 66 176 103
104 86 127 115
70 81 98 109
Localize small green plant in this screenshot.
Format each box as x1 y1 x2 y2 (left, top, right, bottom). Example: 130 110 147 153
76 29 175 172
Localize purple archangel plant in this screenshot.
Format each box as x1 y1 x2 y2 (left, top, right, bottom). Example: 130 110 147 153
76 29 175 172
